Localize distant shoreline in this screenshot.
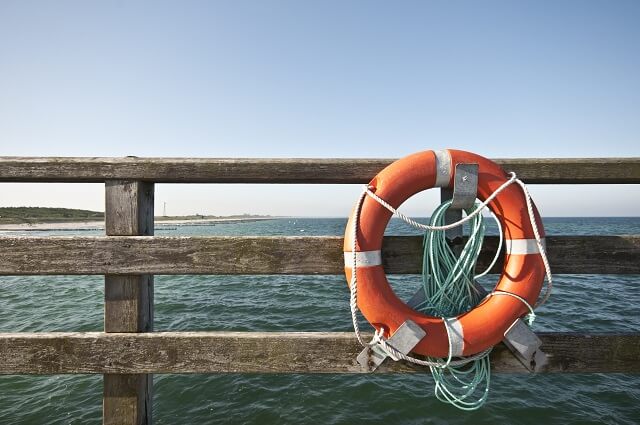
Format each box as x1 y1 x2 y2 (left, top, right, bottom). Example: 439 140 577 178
0 217 276 231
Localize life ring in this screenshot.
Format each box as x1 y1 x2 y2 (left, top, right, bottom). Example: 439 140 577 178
343 149 546 358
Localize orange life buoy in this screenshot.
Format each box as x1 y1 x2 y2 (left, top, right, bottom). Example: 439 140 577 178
344 149 546 358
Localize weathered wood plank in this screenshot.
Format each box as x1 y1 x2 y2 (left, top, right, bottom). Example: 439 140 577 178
0 332 637 374
0 235 638 275
105 181 154 236
0 157 638 183
104 182 154 332
104 275 154 333
104 374 152 425
104 181 153 425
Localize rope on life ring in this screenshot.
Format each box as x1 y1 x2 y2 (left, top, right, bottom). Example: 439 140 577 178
344 149 552 409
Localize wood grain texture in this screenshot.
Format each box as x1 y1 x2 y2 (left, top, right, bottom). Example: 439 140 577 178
0 157 638 183
104 181 153 425
105 181 154 236
0 235 638 275
0 332 637 374
103 374 152 425
104 181 154 333
104 275 153 333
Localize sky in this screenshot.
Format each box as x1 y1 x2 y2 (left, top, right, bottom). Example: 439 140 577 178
1 0 639 217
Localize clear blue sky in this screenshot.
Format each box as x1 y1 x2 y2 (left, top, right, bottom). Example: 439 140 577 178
1 1 639 216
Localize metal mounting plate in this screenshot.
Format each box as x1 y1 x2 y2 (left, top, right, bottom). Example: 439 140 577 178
450 163 479 210
441 163 478 243
356 320 426 372
503 319 548 372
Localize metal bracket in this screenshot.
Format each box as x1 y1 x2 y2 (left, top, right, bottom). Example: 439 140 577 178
356 320 426 372
449 163 479 210
440 163 478 245
503 319 548 372
406 286 426 310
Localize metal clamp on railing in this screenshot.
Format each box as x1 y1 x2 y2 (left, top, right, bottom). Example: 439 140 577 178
356 320 426 371
442 162 480 243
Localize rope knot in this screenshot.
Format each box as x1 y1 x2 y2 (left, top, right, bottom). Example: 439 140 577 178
525 313 536 326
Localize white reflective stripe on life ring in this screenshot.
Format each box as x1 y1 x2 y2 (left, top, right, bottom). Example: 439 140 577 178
443 317 465 357
343 250 382 268
505 238 546 255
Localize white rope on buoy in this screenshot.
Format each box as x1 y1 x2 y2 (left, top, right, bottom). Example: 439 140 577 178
347 171 553 409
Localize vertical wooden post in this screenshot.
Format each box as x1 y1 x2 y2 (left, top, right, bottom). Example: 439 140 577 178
104 180 154 425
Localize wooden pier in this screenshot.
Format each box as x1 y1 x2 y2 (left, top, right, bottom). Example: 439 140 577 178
0 156 639 424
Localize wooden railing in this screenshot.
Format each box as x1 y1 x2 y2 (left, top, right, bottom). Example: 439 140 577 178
1 156 639 425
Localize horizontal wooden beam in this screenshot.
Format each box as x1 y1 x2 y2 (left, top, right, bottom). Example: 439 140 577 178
0 235 638 275
0 332 637 374
0 157 638 184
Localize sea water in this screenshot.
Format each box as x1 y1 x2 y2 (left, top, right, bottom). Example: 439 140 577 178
0 217 639 424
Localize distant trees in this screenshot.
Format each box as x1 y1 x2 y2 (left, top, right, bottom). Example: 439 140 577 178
0 207 104 224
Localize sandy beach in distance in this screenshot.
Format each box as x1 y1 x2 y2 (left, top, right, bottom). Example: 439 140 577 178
0 217 275 231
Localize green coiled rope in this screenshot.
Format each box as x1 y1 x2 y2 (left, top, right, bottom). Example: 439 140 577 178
413 199 494 410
